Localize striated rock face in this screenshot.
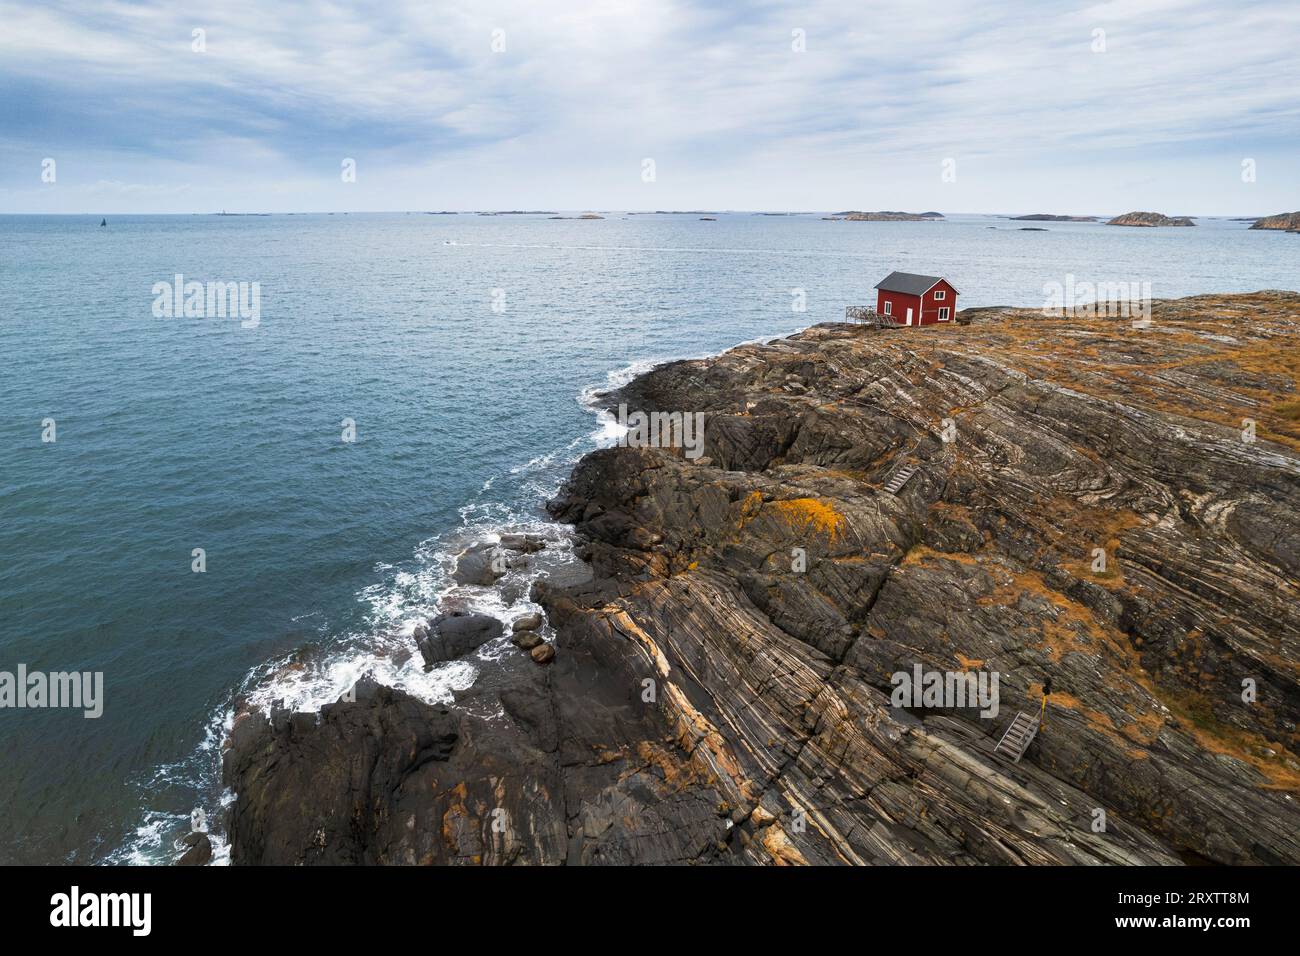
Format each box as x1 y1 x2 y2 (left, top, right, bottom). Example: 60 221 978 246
224 292 1300 866
1250 212 1300 231
1107 211 1196 227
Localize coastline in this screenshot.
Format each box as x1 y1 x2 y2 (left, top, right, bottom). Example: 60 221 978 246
215 290 1300 865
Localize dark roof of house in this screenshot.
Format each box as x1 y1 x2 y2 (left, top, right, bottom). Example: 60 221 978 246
873 271 958 296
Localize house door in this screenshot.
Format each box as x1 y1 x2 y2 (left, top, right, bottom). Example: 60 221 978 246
906 307 914 325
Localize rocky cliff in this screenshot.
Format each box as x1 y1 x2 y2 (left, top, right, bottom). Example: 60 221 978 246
1107 211 1196 227
223 292 1300 866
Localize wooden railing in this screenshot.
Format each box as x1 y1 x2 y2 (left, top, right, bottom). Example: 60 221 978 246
845 305 904 327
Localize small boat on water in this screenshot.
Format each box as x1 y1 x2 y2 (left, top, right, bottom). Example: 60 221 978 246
100 218 107 227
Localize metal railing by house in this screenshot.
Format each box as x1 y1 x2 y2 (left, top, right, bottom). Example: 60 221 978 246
845 305 904 328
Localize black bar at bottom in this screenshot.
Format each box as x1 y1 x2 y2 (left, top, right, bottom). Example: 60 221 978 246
0 863 1281 942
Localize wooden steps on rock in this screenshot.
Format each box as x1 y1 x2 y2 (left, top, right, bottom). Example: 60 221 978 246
993 711 1040 763
882 463 919 495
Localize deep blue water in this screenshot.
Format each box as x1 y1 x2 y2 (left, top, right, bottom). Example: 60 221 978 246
0 211 1294 863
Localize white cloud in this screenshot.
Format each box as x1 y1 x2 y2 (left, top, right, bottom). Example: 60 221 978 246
1 0 1297 212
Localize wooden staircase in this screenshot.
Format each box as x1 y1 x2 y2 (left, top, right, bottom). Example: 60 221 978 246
993 711 1040 763
882 464 919 495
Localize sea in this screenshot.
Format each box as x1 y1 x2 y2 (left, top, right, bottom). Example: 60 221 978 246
0 210 1294 864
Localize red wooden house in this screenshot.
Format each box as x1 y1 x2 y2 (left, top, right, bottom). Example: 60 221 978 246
874 271 959 326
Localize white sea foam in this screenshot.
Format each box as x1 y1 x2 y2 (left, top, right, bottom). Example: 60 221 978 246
105 806 233 867
578 358 670 449
112 356 650 865
577 357 663 409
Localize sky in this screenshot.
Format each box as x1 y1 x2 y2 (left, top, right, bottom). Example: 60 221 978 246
1 0 1297 215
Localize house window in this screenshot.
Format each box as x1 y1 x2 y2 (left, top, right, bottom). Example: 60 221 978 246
938 307 950 321
883 301 892 315
934 290 946 300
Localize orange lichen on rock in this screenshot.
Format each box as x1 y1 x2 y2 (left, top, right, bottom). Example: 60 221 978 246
899 544 981 567
1041 691 1153 759
768 497 846 541
1150 688 1300 792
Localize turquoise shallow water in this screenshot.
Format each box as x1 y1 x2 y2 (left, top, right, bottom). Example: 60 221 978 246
0 211 1294 863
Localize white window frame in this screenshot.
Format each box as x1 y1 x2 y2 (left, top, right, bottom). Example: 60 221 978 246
883 300 892 315
934 290 946 300
938 307 950 321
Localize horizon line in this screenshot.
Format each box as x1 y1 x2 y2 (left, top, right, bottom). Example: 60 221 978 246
0 209 1291 219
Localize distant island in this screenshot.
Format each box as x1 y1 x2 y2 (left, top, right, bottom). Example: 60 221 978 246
1250 211 1300 231
1010 213 1098 222
548 213 605 220
824 210 943 221
1106 211 1196 227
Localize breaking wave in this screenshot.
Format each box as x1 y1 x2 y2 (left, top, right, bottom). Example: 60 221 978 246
108 360 645 865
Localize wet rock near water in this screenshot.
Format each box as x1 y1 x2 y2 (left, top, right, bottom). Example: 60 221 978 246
499 533 548 553
512 630 543 650
415 611 503 668
452 543 505 586
176 831 212 866
512 612 543 632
